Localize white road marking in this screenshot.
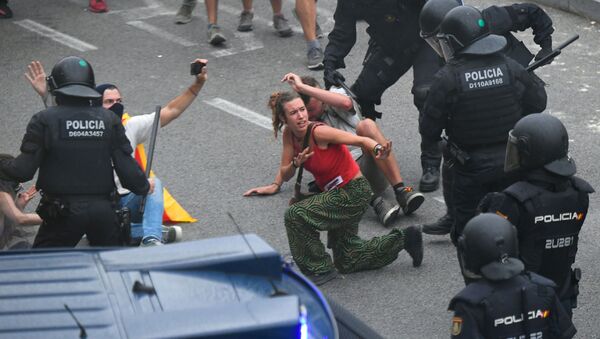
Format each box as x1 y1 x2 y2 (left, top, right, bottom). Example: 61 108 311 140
204 98 271 130
127 21 197 47
14 19 98 52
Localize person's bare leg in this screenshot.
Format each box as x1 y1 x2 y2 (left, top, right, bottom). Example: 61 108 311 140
242 0 252 12
238 0 254 32
357 120 424 215
270 0 282 15
206 0 218 25
271 0 292 37
206 0 226 45
295 0 316 41
356 119 403 186
296 0 322 69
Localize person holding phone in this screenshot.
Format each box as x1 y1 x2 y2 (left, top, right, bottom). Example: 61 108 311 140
24 58 208 246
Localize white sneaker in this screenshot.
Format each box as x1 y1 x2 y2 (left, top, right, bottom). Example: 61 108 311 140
162 225 183 243
140 237 163 247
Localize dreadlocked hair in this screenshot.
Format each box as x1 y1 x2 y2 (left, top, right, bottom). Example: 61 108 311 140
268 91 301 138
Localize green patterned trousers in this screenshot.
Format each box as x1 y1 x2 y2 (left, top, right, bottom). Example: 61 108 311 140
284 177 406 275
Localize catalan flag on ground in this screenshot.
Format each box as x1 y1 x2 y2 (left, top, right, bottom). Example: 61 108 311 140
122 114 197 224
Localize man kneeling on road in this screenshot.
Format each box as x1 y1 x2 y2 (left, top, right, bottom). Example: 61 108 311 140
25 59 207 246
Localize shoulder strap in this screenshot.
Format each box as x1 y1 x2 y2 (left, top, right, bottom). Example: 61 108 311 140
504 181 542 202
294 123 314 193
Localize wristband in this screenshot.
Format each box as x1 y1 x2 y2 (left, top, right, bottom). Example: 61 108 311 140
373 144 383 156
271 182 281 189
188 87 198 96
292 158 298 168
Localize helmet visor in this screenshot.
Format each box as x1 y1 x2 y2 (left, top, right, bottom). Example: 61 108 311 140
437 34 455 62
504 130 520 173
424 36 444 58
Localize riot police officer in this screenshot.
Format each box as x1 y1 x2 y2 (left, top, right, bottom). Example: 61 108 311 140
0 56 150 247
420 6 547 245
419 0 555 234
323 0 448 192
479 114 594 318
450 213 576 338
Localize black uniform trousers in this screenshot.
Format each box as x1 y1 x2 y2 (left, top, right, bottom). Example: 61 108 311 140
33 196 120 248
441 145 455 216
350 40 443 170
450 144 514 244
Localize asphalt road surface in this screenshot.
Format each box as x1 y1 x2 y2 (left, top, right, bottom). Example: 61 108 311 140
1 0 599 337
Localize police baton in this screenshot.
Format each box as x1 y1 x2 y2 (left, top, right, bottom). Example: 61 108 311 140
526 34 579 73
338 80 358 102
139 105 161 215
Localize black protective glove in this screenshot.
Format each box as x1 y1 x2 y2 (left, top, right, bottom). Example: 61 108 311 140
535 37 553 61
323 67 346 89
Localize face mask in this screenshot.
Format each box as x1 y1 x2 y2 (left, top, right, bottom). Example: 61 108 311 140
108 103 124 118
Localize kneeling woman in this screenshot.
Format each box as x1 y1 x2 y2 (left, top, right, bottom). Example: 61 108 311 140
269 91 423 285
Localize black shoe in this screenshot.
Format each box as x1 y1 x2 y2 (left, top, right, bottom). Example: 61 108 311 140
422 214 453 235
394 186 425 215
403 226 423 267
304 269 339 286
419 167 440 192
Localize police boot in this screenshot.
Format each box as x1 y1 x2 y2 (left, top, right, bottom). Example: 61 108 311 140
422 214 453 235
419 167 440 192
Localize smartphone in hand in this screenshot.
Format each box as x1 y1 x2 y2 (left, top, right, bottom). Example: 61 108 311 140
190 61 206 75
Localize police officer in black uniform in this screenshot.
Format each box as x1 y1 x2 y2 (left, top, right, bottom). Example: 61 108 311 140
323 0 449 192
450 213 576 338
0 56 150 247
418 0 555 235
420 6 547 245
479 114 594 318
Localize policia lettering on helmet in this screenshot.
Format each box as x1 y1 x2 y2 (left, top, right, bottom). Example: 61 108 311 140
479 114 594 319
419 6 547 246
0 56 150 247
418 0 555 235
450 213 576 338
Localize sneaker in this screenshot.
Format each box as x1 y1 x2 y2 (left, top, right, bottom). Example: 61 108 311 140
422 214 453 235
162 225 183 243
419 167 440 192
88 0 108 13
370 196 400 227
0 3 13 19
140 237 163 247
403 226 424 267
174 3 196 24
307 47 324 70
394 186 425 215
273 14 293 37
303 269 339 286
237 11 253 32
207 24 226 46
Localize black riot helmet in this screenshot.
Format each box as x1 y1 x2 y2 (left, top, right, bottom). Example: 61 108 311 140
505 113 576 176
437 5 506 62
458 213 524 281
419 0 462 58
46 56 101 99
